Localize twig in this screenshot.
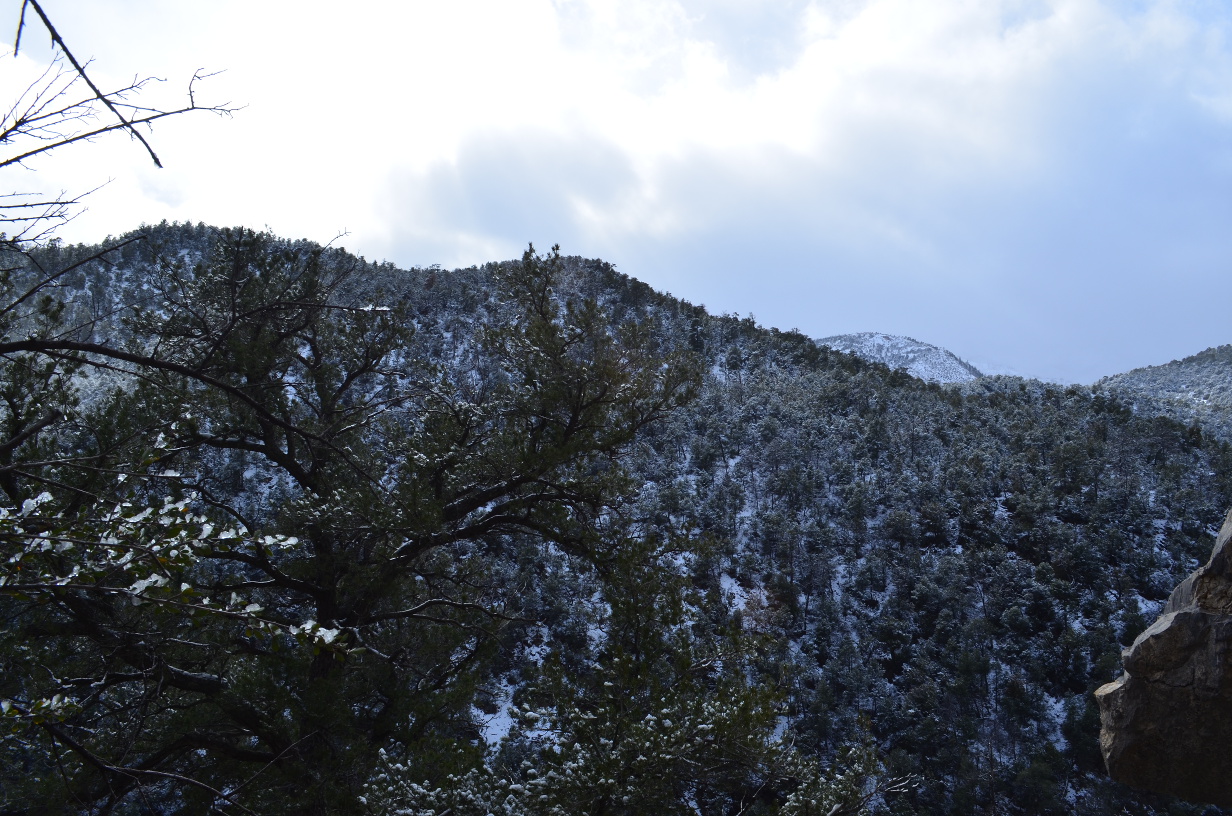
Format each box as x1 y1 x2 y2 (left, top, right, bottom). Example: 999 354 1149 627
18 0 164 167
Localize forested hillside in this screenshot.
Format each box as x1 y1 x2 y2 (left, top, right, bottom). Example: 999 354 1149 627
2 222 1229 815
1096 345 1232 443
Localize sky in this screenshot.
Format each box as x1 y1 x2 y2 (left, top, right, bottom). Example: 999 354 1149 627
5 0 1232 383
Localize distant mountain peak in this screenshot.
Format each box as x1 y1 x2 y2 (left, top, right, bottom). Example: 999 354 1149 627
818 331 983 384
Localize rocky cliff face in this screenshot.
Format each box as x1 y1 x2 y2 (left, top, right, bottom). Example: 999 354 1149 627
1097 507 1232 806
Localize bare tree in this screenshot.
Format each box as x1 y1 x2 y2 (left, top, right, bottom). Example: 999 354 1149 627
0 0 239 481
3 0 236 248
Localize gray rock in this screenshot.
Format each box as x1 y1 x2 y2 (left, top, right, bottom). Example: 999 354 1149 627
1096 507 1232 806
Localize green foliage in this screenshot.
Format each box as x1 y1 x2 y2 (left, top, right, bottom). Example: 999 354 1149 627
503 536 781 815
2 222 1229 815
0 232 701 814
364 536 901 816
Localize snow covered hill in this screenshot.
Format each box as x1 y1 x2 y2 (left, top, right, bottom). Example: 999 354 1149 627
817 331 983 384
15 224 1229 815
1096 345 1232 442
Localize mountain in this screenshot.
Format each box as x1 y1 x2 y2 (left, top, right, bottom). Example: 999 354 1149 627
1096 345 1232 443
817 331 983 383
6 223 1232 815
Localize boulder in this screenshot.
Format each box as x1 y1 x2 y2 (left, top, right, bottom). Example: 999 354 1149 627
1096 507 1232 806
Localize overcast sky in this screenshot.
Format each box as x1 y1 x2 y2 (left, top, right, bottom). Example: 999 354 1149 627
7 0 1232 383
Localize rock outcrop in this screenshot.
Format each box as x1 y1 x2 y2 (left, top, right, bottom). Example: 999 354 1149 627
1097 507 1232 806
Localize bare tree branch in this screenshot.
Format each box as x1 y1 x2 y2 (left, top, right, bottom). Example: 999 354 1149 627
39 721 259 816
17 0 164 167
3 1 237 250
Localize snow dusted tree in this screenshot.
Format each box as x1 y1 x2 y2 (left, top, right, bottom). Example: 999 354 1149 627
0 228 700 812
0 5 906 814
361 533 912 816
0 5 691 811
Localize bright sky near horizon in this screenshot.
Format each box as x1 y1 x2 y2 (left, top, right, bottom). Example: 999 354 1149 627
6 0 1232 383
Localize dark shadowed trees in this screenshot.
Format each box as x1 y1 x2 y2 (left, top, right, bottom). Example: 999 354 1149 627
0 231 701 812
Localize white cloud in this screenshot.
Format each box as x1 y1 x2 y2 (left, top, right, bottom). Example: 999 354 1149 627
9 0 1232 381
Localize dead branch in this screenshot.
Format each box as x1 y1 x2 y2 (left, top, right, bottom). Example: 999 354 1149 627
4 0 238 249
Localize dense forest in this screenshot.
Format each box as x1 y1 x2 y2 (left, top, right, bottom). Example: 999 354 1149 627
2 222 1229 815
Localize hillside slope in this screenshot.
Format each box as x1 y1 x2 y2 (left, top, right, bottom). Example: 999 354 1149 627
8 223 1230 815
1096 345 1232 443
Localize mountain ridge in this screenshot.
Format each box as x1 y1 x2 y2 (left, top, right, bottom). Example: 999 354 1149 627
1096 345 1232 443
9 222 1232 815
817 331 983 384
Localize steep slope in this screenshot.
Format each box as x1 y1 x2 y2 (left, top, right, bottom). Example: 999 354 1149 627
818 331 983 383
14 223 1232 815
1096 345 1232 443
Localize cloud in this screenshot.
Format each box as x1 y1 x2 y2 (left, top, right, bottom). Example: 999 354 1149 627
26 0 1232 381
365 0 1232 381
377 131 641 265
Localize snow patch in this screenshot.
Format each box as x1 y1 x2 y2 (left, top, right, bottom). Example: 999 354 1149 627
819 332 983 384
